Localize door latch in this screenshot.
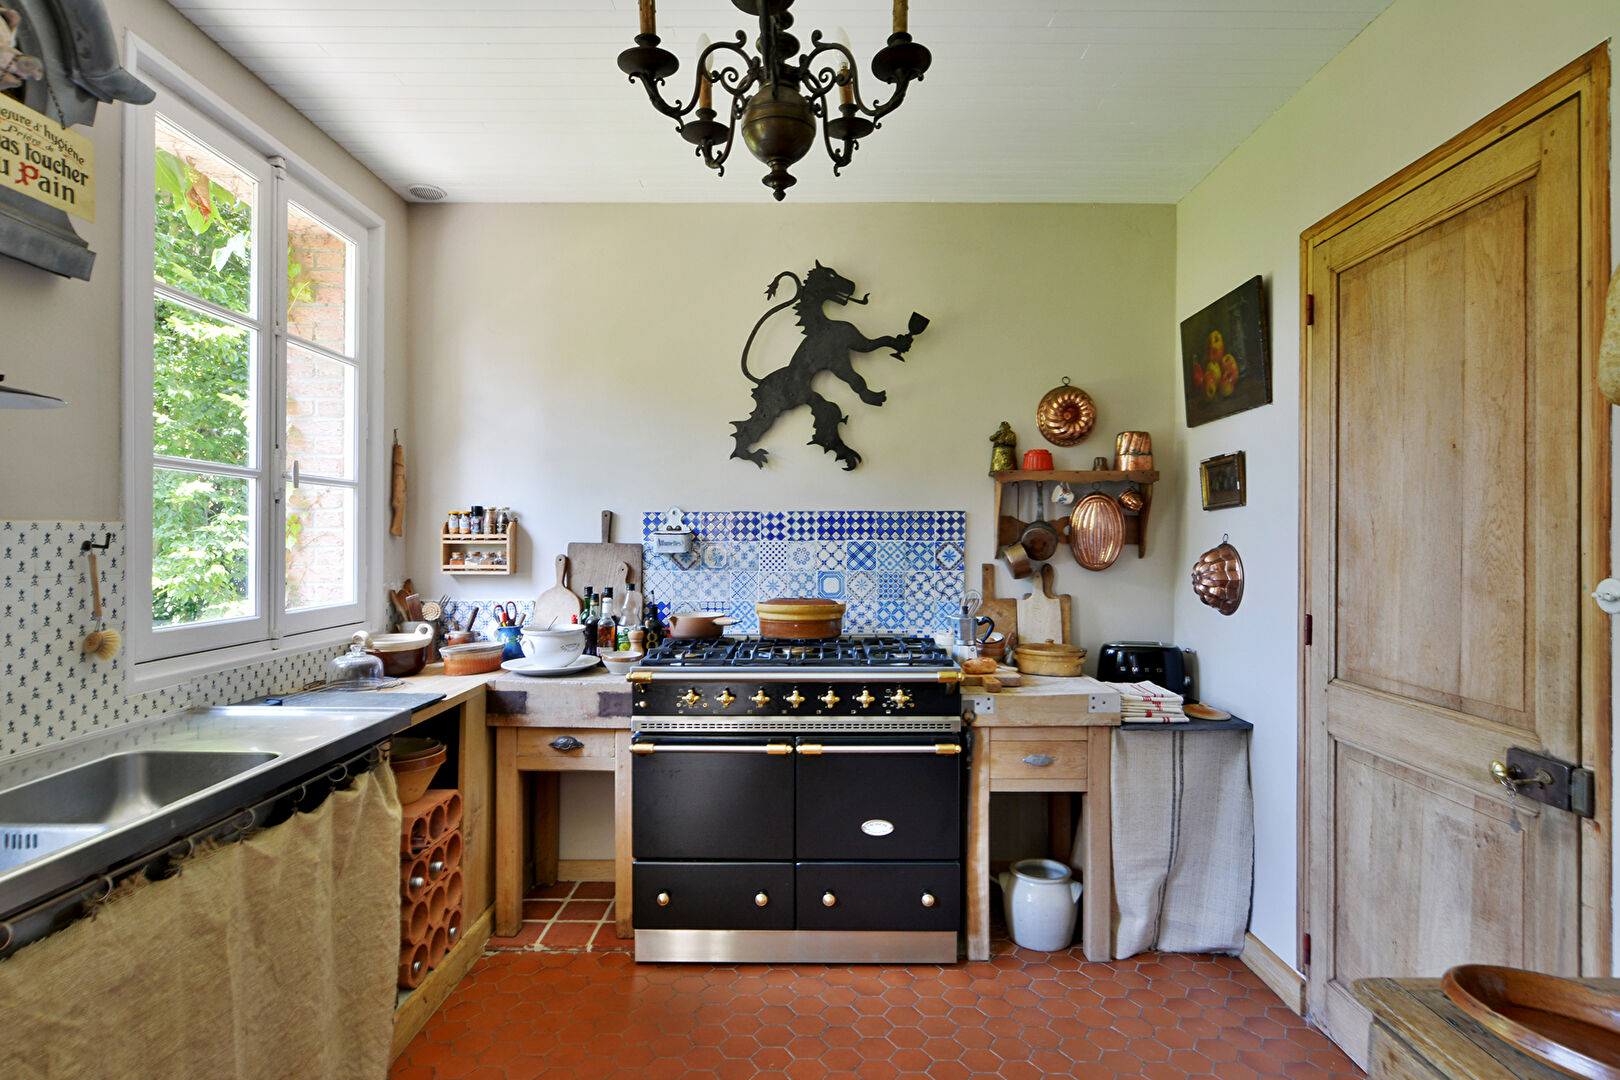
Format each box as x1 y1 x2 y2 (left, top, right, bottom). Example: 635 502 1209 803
1490 748 1595 818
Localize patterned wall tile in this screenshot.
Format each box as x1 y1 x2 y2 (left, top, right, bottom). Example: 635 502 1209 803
1 521 346 758
640 510 965 635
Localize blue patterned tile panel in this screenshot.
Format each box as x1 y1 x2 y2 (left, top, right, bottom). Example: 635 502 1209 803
640 510 965 634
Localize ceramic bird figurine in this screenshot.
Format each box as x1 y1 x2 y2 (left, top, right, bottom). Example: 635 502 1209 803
989 422 1017 473
0 6 44 92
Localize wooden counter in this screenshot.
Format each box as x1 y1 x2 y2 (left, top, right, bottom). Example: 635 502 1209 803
966 675 1121 963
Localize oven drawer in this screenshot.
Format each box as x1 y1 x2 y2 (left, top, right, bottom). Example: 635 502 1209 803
632 736 796 859
796 735 961 860
795 861 960 932
633 861 795 930
988 730 1090 786
513 728 616 767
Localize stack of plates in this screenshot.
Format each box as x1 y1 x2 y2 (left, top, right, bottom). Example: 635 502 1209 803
499 655 601 678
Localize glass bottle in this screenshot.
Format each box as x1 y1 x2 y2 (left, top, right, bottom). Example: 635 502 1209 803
597 587 618 653
643 590 663 650
581 587 598 656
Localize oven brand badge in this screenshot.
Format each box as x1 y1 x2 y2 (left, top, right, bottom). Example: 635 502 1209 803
860 819 895 837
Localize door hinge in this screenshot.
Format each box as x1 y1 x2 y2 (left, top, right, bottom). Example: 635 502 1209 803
1304 613 1312 646
1302 933 1311 969
1305 294 1315 326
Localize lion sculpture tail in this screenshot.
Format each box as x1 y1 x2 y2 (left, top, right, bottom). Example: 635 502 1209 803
738 271 802 385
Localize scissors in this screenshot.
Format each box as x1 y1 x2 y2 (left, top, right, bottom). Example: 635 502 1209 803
496 601 519 627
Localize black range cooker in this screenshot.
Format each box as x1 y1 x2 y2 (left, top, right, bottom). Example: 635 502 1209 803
628 634 964 964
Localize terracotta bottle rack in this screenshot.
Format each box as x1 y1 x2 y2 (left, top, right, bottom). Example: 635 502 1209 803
399 789 465 990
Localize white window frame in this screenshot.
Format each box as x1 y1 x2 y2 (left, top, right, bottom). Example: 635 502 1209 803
121 35 386 688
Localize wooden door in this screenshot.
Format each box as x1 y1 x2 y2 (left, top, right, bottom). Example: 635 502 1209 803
1303 64 1609 1066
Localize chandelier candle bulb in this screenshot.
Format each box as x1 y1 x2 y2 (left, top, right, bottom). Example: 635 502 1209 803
834 26 854 106
894 0 908 35
697 33 712 110
639 0 655 37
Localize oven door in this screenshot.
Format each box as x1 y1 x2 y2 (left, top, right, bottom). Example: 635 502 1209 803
631 735 796 860
794 734 962 860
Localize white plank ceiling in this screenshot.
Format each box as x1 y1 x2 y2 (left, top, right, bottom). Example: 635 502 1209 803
167 0 1392 203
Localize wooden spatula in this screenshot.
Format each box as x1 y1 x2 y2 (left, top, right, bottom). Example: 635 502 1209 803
534 554 583 626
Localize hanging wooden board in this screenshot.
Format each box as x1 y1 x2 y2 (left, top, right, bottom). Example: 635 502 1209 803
566 510 643 600
1016 564 1071 646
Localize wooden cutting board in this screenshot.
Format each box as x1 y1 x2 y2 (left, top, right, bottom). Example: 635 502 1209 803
1016 563 1071 646
534 554 582 624
567 510 643 600
979 564 1019 648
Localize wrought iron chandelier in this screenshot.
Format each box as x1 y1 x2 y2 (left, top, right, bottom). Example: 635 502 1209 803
617 0 931 200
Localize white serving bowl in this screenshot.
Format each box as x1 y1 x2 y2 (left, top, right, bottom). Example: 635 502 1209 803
519 624 587 666
601 651 643 675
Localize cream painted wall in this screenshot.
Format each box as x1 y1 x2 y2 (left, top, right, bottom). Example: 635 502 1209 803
1172 0 1619 972
0 0 409 542
407 202 1180 857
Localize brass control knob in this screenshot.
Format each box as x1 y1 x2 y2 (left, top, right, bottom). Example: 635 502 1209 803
755 891 770 908
717 689 736 708
889 688 913 709
751 689 771 708
656 892 670 907
856 690 876 708
822 892 837 908
785 689 806 708
820 689 841 708
680 689 702 708
920 892 936 908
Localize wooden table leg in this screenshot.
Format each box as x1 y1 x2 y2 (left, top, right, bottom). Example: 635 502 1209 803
1082 729 1113 962
1049 793 1074 864
966 728 992 962
495 727 521 937
531 772 560 886
615 730 634 938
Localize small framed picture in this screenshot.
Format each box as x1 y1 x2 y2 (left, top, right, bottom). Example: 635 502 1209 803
1200 452 1246 511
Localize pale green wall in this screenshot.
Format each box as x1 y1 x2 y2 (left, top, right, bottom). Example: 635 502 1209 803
1173 0 1619 971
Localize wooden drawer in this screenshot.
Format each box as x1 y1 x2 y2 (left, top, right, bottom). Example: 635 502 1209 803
987 728 1089 789
514 728 617 770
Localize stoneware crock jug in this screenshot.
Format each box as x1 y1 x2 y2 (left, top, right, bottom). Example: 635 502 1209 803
997 858 1083 951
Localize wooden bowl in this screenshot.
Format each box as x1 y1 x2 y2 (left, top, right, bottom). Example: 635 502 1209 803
1443 965 1620 1079
977 633 1008 661
756 598 845 639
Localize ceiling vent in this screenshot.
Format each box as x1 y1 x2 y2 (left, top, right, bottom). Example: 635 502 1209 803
407 184 447 201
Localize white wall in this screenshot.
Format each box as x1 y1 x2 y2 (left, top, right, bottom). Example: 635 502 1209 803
1172 0 1619 970
407 202 1181 856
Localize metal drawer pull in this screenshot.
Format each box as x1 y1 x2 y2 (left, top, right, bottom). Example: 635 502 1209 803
630 743 793 755
1023 754 1055 767
795 744 961 755
656 892 670 906
822 892 837 907
549 735 584 752
755 891 770 908
921 892 936 908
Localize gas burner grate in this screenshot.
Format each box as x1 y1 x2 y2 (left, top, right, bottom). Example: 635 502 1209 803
640 634 952 669
633 717 961 734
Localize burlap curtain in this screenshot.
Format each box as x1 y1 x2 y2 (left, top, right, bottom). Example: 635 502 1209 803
0 765 401 1079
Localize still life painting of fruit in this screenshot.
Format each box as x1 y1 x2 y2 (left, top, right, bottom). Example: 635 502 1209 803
1180 276 1272 427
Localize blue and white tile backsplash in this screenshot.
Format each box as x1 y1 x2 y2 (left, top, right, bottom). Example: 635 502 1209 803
1 521 340 757
640 510 966 635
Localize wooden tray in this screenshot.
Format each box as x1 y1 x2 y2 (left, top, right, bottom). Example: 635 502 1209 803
1442 965 1620 1079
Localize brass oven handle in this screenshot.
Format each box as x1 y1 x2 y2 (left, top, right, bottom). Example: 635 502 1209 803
921 892 936 908
755 891 770 908
822 892 837 907
796 744 961 755
656 892 670 907
631 743 794 755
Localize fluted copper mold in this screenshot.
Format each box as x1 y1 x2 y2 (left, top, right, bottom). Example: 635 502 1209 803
1192 537 1244 615
1036 378 1096 446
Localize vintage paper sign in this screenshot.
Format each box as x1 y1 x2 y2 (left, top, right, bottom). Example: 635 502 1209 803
0 100 93 221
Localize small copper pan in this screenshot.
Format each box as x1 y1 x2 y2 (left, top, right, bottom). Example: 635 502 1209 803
1000 540 1033 579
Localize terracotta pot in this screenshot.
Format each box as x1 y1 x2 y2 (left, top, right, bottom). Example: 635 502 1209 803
756 598 846 639
1013 639 1087 677
666 612 736 639
356 626 432 677
390 743 446 804
441 640 504 676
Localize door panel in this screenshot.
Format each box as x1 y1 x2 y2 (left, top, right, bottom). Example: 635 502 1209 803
1304 92 1592 1064
631 737 796 860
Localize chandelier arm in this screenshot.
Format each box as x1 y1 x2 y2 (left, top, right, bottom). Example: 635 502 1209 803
696 88 748 174
818 112 858 175
628 72 696 123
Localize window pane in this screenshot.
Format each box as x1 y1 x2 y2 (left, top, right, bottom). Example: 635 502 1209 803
286 342 354 481
154 117 255 315
153 296 254 467
152 468 253 629
287 204 354 354
285 483 355 613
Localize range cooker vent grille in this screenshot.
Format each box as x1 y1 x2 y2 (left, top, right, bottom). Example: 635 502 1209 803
634 717 961 734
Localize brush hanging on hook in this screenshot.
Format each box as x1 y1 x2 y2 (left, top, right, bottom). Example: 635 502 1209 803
80 532 121 661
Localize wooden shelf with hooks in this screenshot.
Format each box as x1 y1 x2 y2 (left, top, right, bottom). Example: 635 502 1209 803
991 468 1161 561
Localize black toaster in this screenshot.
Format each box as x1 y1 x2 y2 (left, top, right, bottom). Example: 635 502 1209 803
1095 641 1195 701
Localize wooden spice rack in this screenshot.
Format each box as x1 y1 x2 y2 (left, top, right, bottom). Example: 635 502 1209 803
991 468 1161 560
439 523 517 575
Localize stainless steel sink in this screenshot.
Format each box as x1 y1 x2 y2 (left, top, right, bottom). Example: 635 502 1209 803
0 751 277 871
0 703 417 918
